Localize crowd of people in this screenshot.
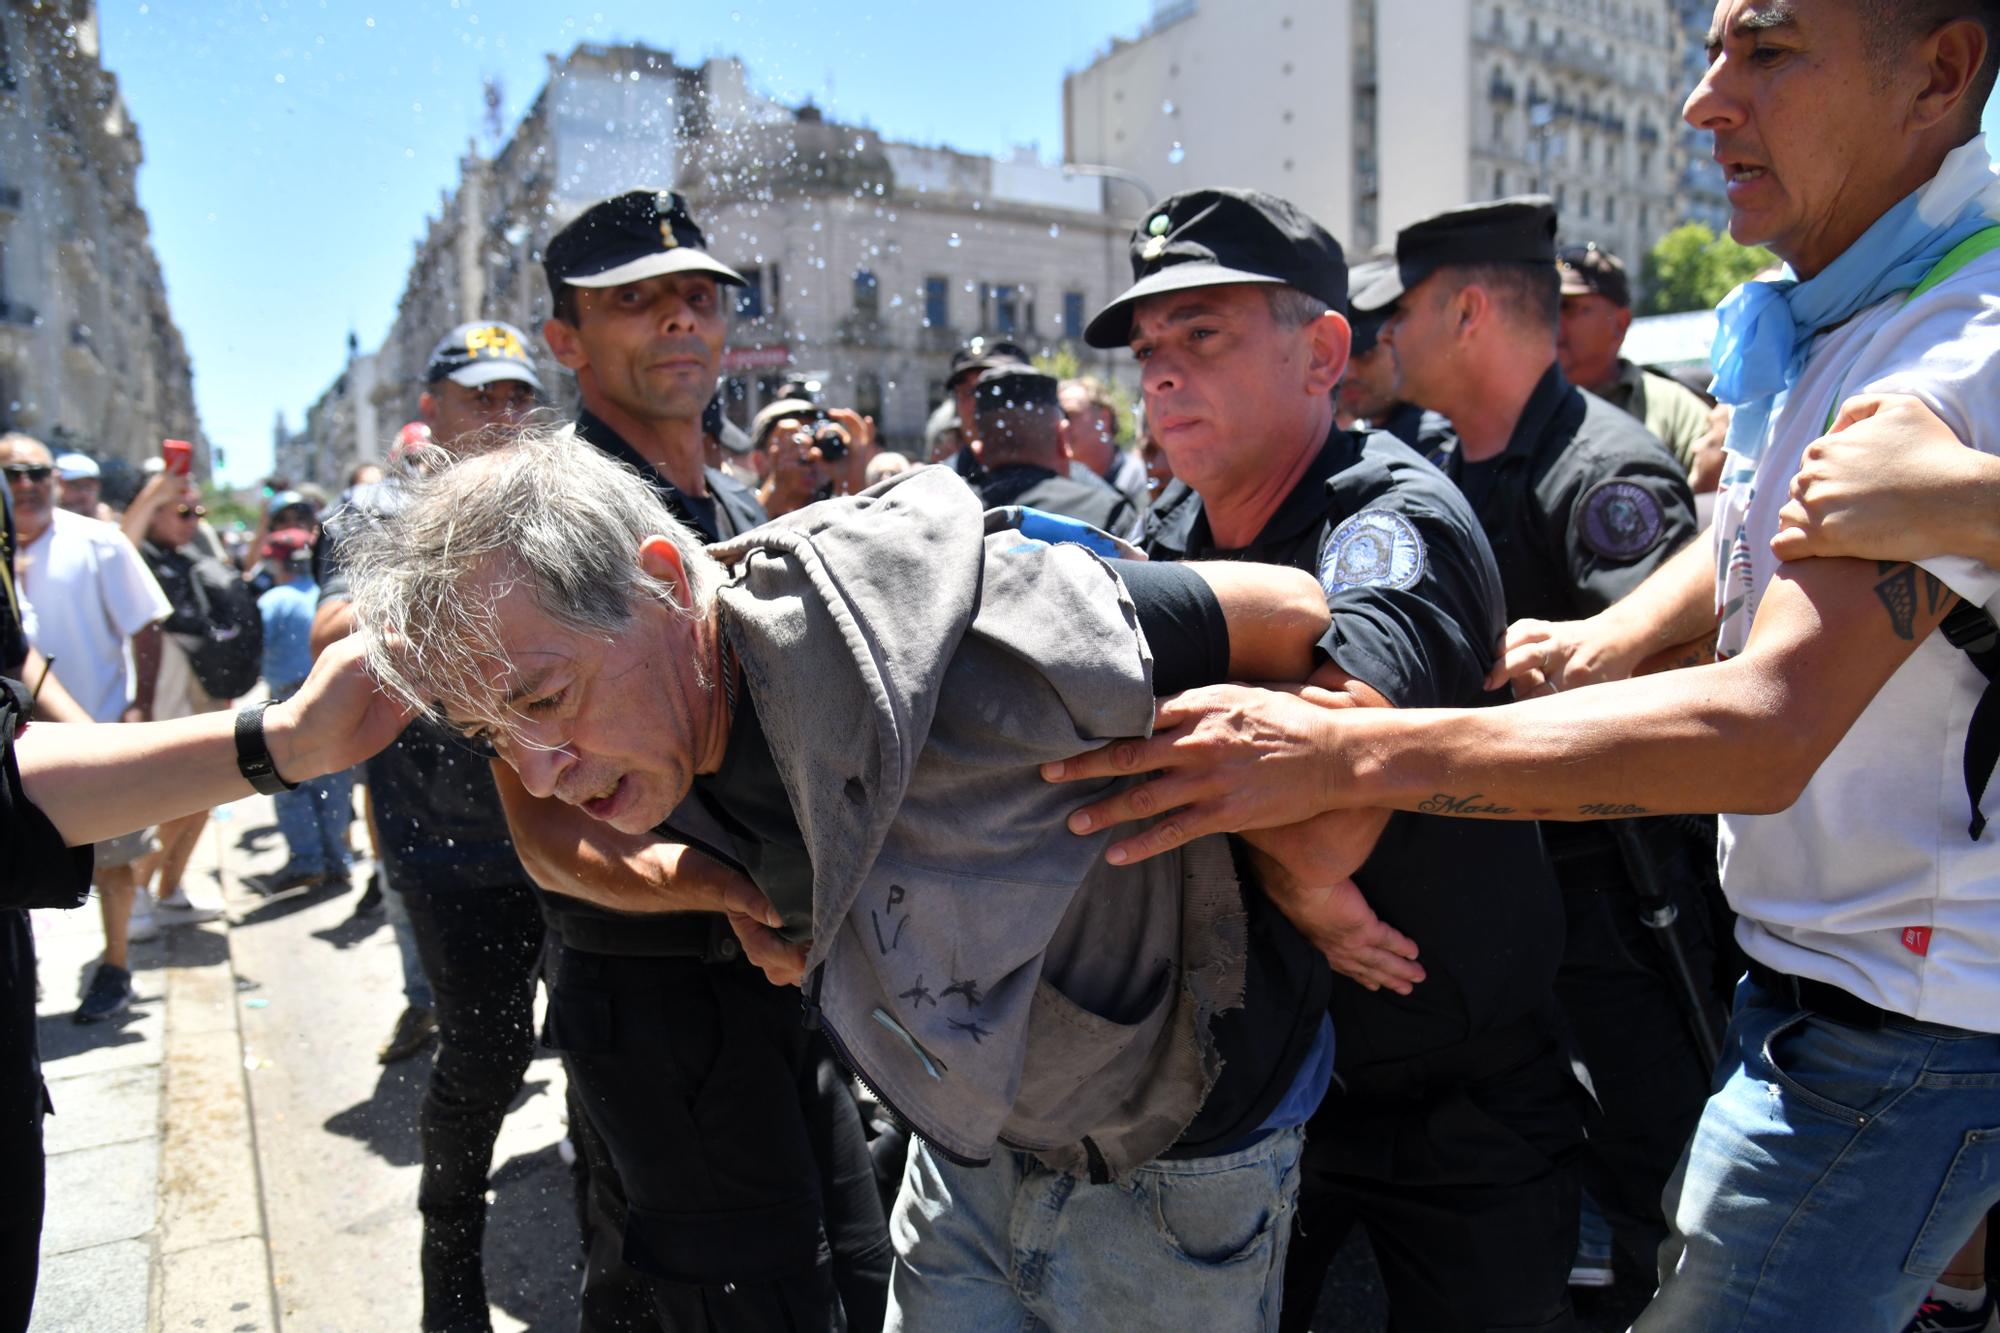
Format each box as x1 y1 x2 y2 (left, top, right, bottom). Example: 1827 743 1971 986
3 1 2000 1331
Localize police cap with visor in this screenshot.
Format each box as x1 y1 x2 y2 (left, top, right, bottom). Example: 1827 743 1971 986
544 189 746 295
1394 195 1559 293
1556 242 1632 309
425 320 545 394
1085 187 1348 348
1345 257 1404 358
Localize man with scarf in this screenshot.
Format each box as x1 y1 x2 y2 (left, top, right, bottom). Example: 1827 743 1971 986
1043 3 2000 1327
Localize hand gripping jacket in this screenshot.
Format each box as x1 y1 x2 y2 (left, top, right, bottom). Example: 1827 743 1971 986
690 466 1247 1179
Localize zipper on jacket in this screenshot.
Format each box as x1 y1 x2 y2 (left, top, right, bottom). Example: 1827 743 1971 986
816 1003 987 1170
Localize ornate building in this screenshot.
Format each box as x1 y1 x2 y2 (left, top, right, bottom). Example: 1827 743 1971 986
0 1 200 474
290 43 1133 483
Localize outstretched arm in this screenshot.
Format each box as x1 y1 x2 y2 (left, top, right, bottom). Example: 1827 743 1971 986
1049 554 1955 864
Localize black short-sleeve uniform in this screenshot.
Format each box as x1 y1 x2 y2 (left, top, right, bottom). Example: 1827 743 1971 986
1146 427 1584 1333
545 407 893 1331
974 462 1140 543
1435 363 1719 1281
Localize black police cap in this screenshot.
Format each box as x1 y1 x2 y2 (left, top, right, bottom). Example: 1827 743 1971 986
424 320 544 392
1344 258 1404 358
946 337 1032 390
1085 187 1347 348
971 365 1060 410
1395 195 1557 295
1557 242 1632 308
544 189 745 296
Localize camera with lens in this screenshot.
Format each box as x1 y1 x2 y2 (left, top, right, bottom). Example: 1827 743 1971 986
802 411 849 461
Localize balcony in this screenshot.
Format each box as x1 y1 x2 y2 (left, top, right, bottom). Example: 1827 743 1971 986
1488 76 1519 105
835 312 890 349
0 301 37 327
0 186 20 216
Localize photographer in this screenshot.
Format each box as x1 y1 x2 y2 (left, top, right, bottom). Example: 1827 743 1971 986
749 396 858 518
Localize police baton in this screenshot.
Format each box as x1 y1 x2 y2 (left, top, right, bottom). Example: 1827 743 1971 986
1608 820 1724 1070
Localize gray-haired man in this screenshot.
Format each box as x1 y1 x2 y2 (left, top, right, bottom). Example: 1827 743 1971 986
342 422 1393 1331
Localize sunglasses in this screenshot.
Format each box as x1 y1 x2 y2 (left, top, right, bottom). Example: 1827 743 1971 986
2 464 52 482
175 504 207 519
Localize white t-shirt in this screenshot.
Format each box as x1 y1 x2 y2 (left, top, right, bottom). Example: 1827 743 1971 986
1710 247 2000 1031
17 508 172 723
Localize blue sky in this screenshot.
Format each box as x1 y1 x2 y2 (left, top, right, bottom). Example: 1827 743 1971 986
95 5 2000 484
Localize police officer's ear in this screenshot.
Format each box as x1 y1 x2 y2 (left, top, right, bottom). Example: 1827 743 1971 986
418 390 440 426
542 316 590 374
1301 311 1353 398
1452 283 1492 340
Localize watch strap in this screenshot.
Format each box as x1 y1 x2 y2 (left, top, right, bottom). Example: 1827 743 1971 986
234 700 299 795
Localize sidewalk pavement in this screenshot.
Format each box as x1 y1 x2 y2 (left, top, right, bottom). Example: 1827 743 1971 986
27 787 579 1332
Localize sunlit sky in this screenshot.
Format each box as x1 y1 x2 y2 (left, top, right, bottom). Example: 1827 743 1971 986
93 3 2000 485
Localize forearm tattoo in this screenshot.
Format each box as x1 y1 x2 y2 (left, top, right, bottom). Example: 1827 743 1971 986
1873 562 1949 641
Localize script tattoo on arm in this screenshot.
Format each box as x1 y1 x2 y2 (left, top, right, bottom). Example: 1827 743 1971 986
1417 793 1517 816
1578 802 1650 817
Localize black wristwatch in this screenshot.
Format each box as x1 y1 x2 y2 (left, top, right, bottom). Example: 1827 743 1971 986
234 700 299 795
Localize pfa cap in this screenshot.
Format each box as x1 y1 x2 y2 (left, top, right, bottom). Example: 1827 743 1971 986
1557 242 1632 308
946 336 1031 390
972 364 1060 411
1396 195 1558 295
544 190 745 295
1086 187 1347 348
53 452 99 482
425 321 545 393
1345 258 1405 357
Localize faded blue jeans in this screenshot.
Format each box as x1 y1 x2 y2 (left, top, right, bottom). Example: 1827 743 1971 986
887 1126 1303 1332
1639 972 2000 1331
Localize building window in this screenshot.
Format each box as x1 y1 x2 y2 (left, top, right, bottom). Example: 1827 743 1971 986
1605 195 1616 223
923 275 948 328
852 268 879 318
1062 290 1086 340
1494 168 1506 197
1580 190 1591 220
985 283 1028 336
734 265 766 321
855 371 883 421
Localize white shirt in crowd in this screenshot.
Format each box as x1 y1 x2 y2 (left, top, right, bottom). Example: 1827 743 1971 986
1711 235 2000 1032
17 507 172 724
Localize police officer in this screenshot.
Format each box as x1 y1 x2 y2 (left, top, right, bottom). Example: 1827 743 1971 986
1084 187 1578 1332
1379 197 1712 1283
512 188 890 1332
310 320 550 1332
1555 243 1717 483
941 335 1031 481
1338 258 1454 464
968 365 1140 538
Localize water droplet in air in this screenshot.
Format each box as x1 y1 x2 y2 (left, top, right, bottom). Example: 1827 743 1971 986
947 232 962 248
1167 142 1186 165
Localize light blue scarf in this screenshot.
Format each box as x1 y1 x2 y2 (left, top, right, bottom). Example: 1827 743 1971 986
1710 139 2000 467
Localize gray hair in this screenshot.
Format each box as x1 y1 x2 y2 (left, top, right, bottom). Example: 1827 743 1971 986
1265 286 1332 328
343 422 723 735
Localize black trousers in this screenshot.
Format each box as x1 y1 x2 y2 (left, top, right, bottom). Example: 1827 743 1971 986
1549 827 1720 1273
401 881 546 1332
0 911 44 1333
543 937 892 1333
1280 1020 1584 1333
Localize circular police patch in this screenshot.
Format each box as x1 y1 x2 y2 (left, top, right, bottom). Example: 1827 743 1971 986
1577 479 1667 560
1320 509 1426 598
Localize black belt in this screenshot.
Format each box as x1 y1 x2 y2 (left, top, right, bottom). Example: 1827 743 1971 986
1746 959 1894 1031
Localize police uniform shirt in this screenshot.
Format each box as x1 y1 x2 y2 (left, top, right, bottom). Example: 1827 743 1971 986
0 488 28 677
1432 364 1696 625
975 463 1140 543
1146 427 1565 1092
1371 403 1460 471
575 408 766 543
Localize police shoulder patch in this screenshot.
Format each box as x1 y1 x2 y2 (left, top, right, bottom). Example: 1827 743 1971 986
1576 478 1667 561
1320 508 1426 598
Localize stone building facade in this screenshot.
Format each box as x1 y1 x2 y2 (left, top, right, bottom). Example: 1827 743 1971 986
1068 0 1705 276
0 0 199 474
290 43 1133 483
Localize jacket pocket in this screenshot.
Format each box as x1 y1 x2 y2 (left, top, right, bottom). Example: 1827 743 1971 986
1005 966 1174 1149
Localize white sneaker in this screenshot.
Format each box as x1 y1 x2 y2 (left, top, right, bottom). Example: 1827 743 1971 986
126 892 160 943
154 888 224 925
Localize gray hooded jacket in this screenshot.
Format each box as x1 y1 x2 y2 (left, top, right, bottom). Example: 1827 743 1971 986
696 466 1247 1177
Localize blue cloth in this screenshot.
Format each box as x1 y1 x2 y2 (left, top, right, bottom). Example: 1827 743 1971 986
889 1127 1302 1331
1639 974 2000 1330
257 578 319 688
271 765 354 880
1709 185 1995 469
1256 1013 1334 1135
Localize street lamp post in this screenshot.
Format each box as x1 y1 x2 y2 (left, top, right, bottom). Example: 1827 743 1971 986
1061 162 1159 219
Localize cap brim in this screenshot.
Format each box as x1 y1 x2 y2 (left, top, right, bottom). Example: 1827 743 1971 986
1083 264 1286 348
564 248 746 289
446 360 545 393
1558 276 1596 297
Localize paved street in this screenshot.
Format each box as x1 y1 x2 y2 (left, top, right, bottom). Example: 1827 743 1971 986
28 788 1650 1332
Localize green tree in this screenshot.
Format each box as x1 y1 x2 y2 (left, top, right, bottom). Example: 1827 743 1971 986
1640 224 1777 315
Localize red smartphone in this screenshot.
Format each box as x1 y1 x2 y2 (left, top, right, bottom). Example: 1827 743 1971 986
162 439 192 475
